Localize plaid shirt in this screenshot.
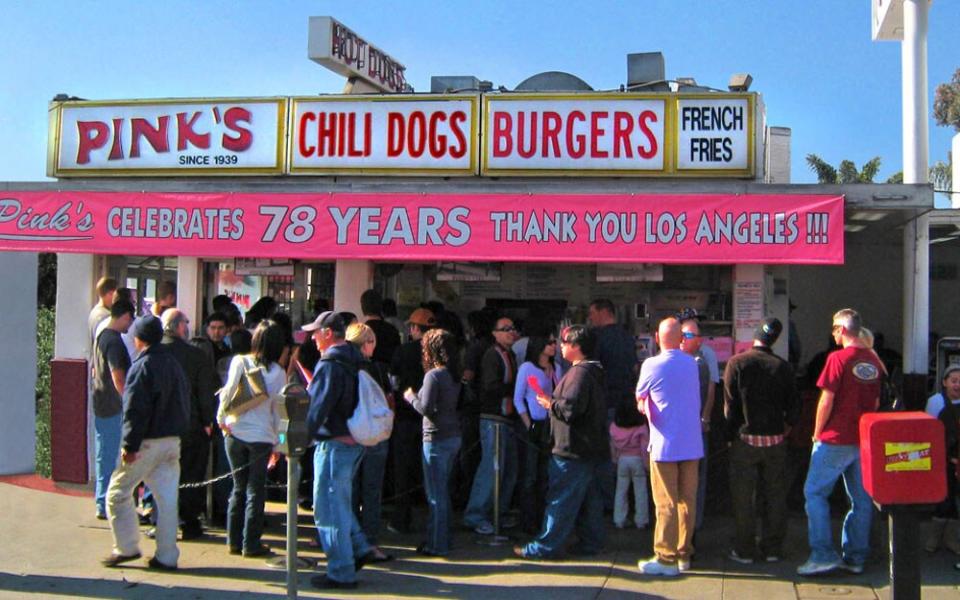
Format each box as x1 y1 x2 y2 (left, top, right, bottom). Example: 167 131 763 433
740 433 785 448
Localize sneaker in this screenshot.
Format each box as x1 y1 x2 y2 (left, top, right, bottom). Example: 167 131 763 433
101 552 141 568
678 558 692 572
728 549 754 564
95 509 107 521
765 555 782 563
472 522 494 535
614 522 627 529
797 558 841 576
310 574 358 590
637 557 680 577
147 556 177 571
840 560 864 574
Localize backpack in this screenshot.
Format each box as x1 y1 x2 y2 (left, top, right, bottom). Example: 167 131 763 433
347 368 395 446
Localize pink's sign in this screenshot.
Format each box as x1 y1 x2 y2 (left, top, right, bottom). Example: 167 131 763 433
0 192 843 264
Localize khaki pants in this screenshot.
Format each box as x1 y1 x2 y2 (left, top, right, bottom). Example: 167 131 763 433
106 437 181 566
650 459 699 563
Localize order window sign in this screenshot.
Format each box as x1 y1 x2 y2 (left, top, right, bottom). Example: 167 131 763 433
676 97 750 171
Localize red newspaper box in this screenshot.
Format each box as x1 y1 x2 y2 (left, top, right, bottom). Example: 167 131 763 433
859 412 946 505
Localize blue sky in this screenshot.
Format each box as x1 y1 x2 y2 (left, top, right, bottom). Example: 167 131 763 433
1 1 958 186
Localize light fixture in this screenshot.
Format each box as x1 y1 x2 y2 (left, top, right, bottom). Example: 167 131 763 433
844 224 867 232
849 211 889 222
728 73 753 92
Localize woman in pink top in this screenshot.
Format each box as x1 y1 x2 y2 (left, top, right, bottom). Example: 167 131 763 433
609 400 650 529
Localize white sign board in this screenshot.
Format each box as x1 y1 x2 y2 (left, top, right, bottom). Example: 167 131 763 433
676 97 751 171
308 16 407 93
289 95 479 175
50 98 286 176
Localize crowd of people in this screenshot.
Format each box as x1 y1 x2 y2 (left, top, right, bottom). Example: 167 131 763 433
86 276 952 587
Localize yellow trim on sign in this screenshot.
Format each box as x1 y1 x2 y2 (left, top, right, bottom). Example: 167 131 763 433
51 97 288 177
287 94 480 176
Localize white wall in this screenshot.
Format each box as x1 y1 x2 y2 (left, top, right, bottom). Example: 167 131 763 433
0 252 38 474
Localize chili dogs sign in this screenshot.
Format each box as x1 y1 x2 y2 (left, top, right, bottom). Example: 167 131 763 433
49 98 287 176
48 92 755 177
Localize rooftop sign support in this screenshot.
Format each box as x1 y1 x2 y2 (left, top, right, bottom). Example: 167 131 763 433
308 16 407 93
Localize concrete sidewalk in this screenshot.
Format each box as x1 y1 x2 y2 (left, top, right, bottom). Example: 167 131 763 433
1 478 958 599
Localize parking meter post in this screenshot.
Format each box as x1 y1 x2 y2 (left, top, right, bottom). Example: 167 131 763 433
889 506 921 600
286 459 300 600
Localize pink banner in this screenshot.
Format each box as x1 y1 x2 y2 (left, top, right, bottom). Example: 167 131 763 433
0 191 843 264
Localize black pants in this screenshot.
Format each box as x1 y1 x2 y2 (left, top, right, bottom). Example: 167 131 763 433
728 440 788 559
389 416 423 530
179 429 210 530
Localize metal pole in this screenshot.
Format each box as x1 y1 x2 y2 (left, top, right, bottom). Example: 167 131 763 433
889 507 921 600
493 422 501 535
287 459 300 600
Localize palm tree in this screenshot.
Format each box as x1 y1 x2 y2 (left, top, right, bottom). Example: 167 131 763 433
806 154 883 184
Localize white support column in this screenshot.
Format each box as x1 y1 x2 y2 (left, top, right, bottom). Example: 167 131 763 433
952 133 960 209
176 257 202 332
0 252 38 474
901 0 930 376
333 260 374 317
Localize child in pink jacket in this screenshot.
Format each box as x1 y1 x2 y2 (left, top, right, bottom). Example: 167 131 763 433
609 400 650 529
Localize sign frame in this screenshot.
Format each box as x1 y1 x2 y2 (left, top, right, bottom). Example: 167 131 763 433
673 92 755 178
287 93 480 176
48 97 288 177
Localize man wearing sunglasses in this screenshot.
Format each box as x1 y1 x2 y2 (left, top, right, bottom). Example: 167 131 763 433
464 316 520 535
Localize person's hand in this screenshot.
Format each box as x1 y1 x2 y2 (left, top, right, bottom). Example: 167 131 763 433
700 418 711 433
535 393 551 410
204 426 213 437
636 395 647 415
403 388 417 403
220 422 233 436
121 449 138 465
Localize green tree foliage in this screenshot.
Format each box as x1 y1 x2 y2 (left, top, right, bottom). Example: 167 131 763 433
806 154 883 183
37 253 56 308
934 68 960 132
35 306 55 478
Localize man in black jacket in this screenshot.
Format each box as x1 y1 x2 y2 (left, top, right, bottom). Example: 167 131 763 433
514 324 609 559
102 314 189 571
161 309 216 539
723 317 800 563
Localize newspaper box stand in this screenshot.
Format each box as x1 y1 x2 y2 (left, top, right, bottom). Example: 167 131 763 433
860 412 946 600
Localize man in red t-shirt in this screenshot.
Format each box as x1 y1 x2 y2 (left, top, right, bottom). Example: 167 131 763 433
797 308 881 577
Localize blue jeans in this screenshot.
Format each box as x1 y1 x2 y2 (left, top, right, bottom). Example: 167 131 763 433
803 442 873 566
225 436 272 552
522 455 606 558
354 438 389 544
464 418 517 529
314 440 371 583
422 436 462 554
94 413 122 514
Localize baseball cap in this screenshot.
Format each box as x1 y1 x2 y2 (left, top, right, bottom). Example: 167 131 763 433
301 310 346 335
407 307 436 327
131 314 163 345
943 365 960 379
754 317 783 346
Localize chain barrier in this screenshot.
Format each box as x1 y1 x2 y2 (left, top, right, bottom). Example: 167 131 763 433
177 448 273 490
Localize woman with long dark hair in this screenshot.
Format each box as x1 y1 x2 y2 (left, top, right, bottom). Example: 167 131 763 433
217 319 286 557
403 329 462 556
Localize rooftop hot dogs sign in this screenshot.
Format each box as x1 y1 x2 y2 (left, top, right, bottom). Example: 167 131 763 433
0 191 841 264
48 92 755 177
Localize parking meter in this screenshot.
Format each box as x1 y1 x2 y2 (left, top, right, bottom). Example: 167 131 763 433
278 383 311 458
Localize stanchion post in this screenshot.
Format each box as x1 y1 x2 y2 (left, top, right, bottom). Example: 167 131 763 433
286 459 300 600
492 421 501 535
889 506 921 600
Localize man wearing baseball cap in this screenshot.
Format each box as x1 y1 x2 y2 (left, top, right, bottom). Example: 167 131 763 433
722 317 800 564
102 314 190 571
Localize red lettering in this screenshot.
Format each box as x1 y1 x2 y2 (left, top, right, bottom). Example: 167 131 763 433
492 112 513 158
517 111 537 159
363 112 372 157
428 112 447 158
565 111 586 159
612 111 633 159
316 113 336 157
448 111 467 159
541 111 562 158
347 113 364 157
336 113 346 157
590 111 608 158
637 110 658 159
130 116 169 158
386 112 404 157
298 112 316 157
76 120 109 164
222 107 253 152
176 112 210 151
109 118 124 160
407 111 426 158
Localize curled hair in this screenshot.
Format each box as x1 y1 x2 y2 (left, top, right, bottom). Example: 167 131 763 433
421 328 460 378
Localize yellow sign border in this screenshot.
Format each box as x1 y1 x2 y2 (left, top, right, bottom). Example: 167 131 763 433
49 97 288 177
